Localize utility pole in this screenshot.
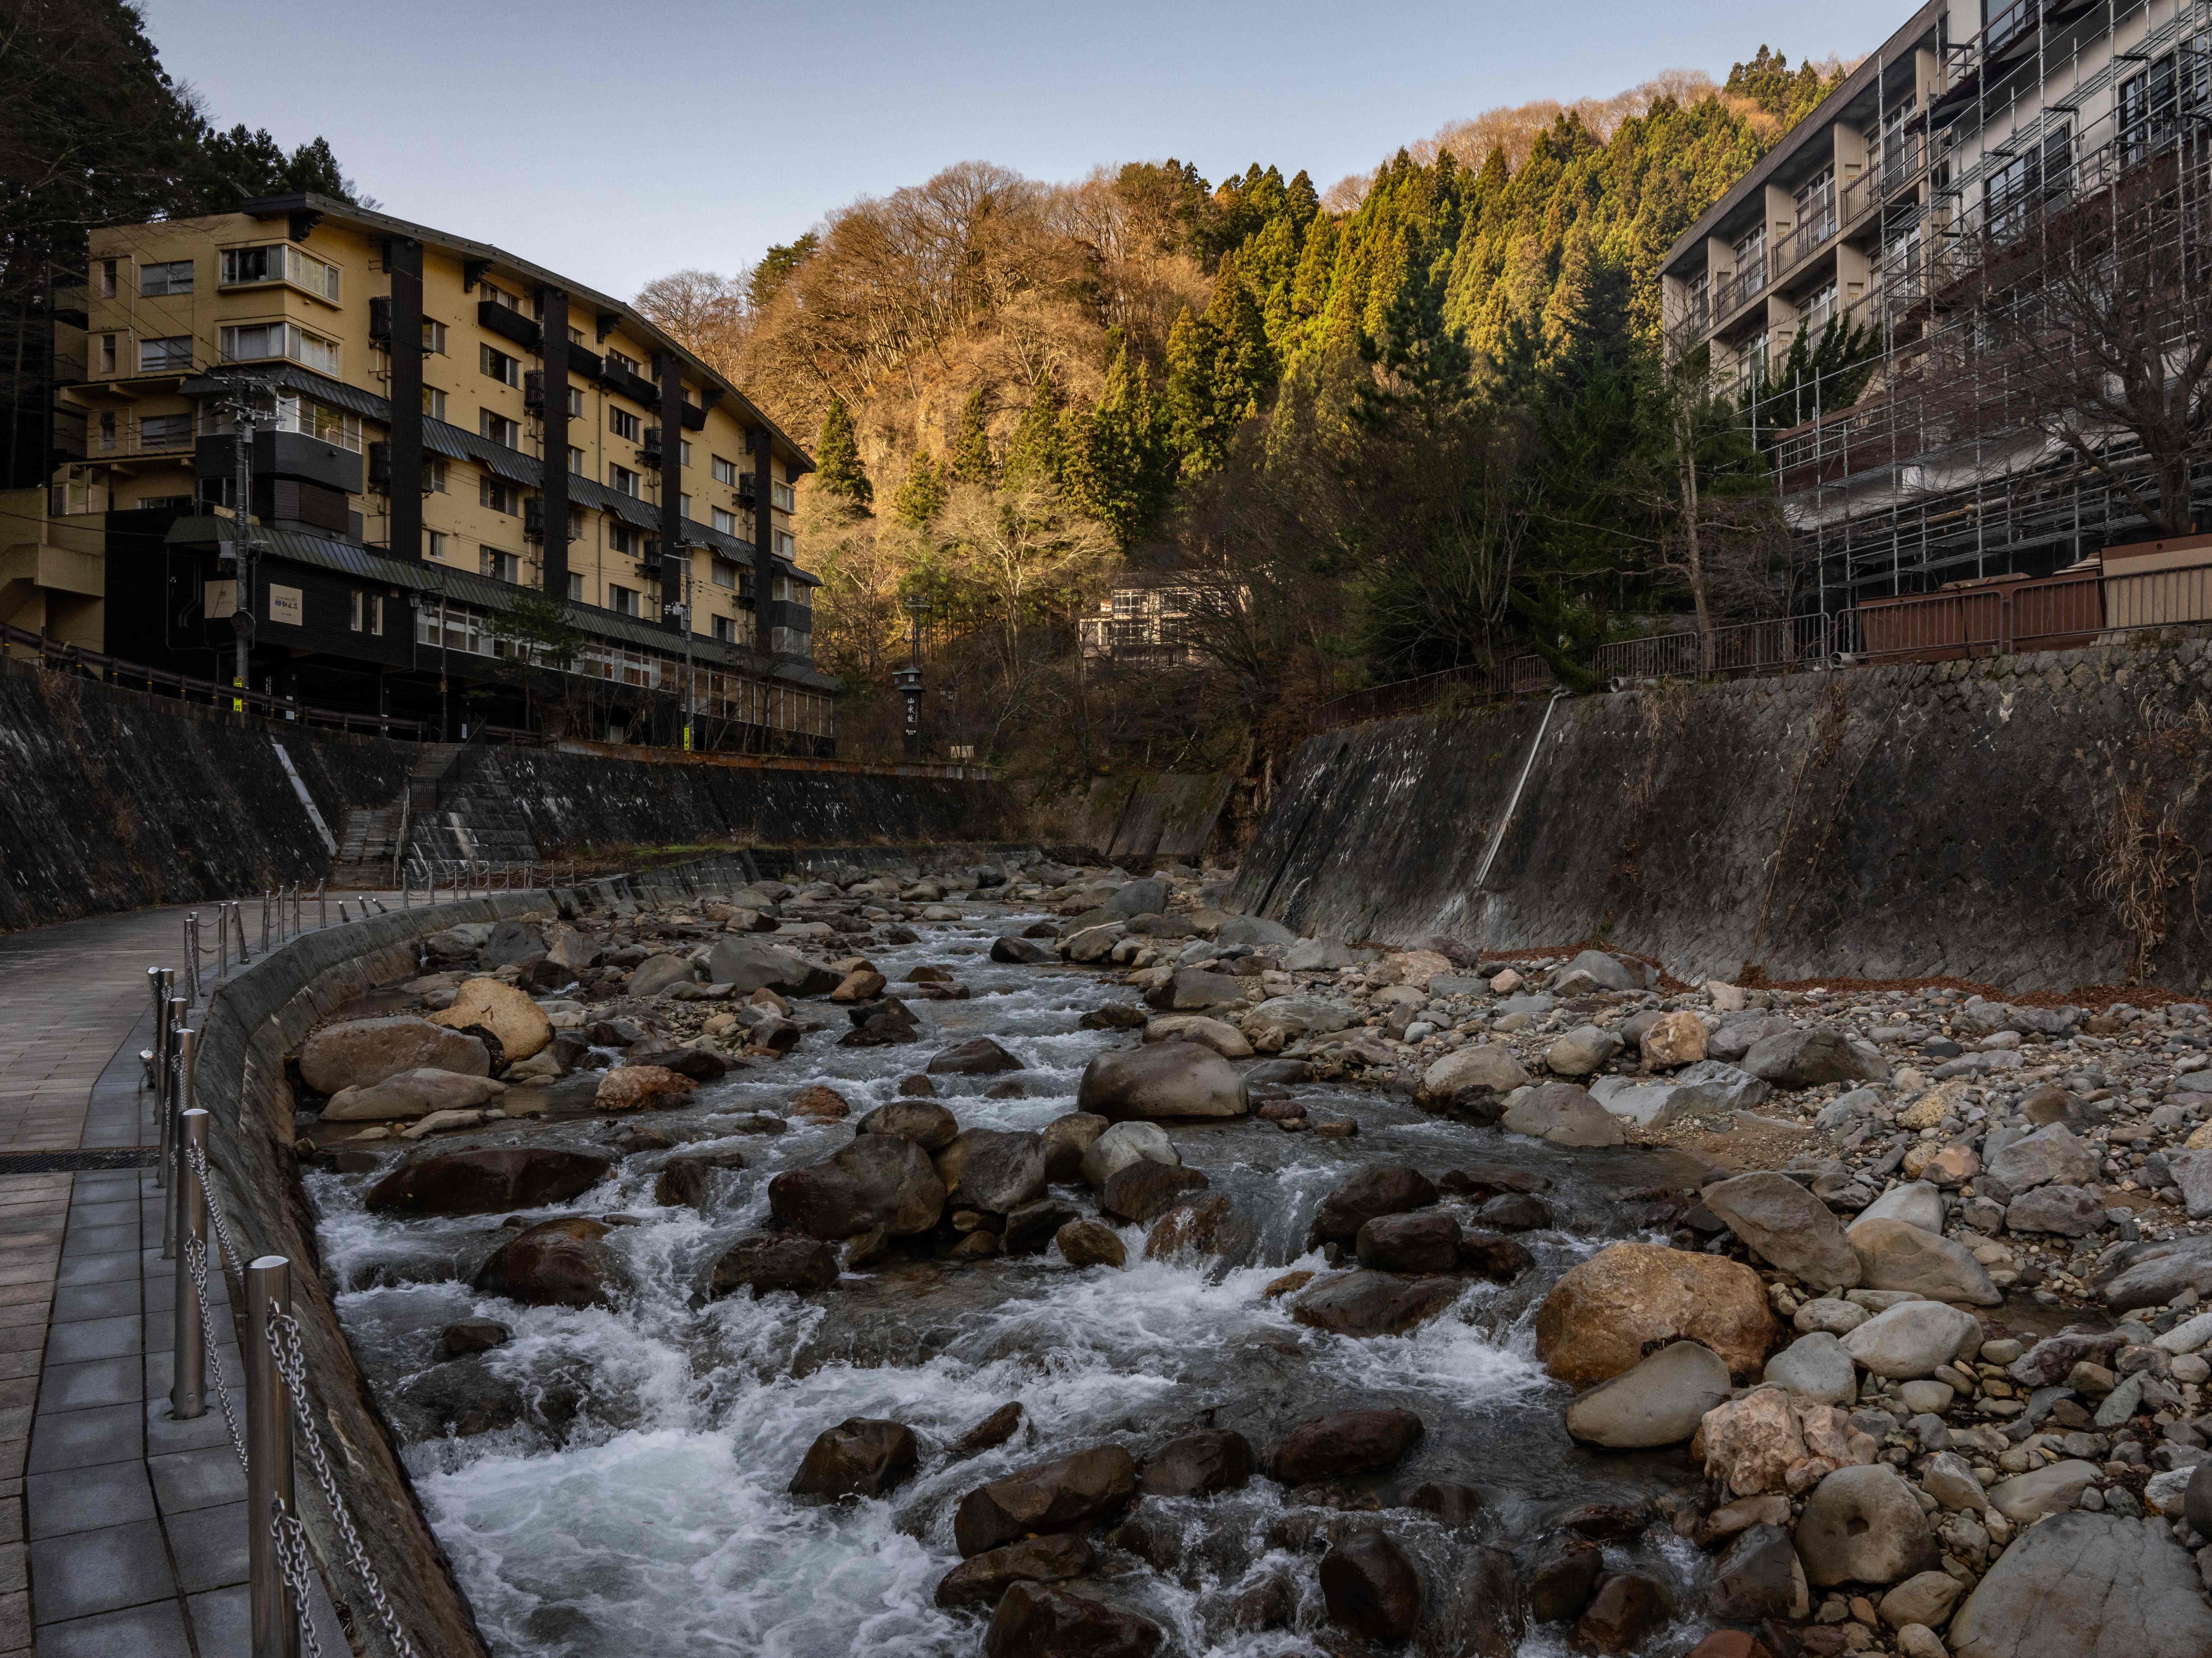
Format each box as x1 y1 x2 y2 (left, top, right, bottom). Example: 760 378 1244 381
895 594 928 760
215 379 272 709
665 560 695 752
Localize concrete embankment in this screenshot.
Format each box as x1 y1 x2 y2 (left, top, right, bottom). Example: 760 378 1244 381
1231 638 2212 992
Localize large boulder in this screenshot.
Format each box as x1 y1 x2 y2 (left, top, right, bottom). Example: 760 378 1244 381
300 1015 489 1094
1557 949 1645 991
1292 1271 1461 1338
1854 1182 1946 1235
1143 1195 1257 1275
954 1446 1137 1557
1985 1460 2099 1524
1137 1430 1253 1497
324 1067 505 1122
1984 1124 2099 1192
1501 1081 1627 1147
1321 1528 1424 1641
428 978 553 1061
1217 914 1296 947
1708 1524 1805 1622
594 1065 697 1112
705 938 839 997
1563 1341 1731 1448
1431 1544 1527 1656
1041 1112 1109 1182
1795 1464 1938 1586
1423 1045 1531 1102
1271 1408 1423 1484
936 1129 1048 1216
1841 1301 1985 1380
1640 1010 1708 1069
856 1098 960 1151
2093 1233 2212 1310
1545 1025 1622 1077
982 1583 1162 1658
1105 878 1168 917
1239 997 1355 1052
1849 1218 2001 1305
927 1036 1024 1076
1947 1512 2212 1658
1535 1244 1778 1386
769 1134 947 1239
788 1418 918 1499
1079 1120 1178 1189
1142 968 1246 1012
1764 1331 1858 1405
473 1217 626 1309
1309 1165 1438 1248
1077 1043 1248 1120
1702 1172 1862 1291
989 935 1054 965
482 919 545 967
1355 1210 1462 1273
1141 1015 1251 1058
709 1234 841 1298
1100 1161 1208 1224
1742 1027 1886 1089
365 1146 611 1216
628 953 694 998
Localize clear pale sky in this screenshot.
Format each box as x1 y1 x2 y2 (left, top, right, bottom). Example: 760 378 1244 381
140 0 1877 301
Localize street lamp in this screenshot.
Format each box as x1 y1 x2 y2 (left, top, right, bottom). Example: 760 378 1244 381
895 594 928 760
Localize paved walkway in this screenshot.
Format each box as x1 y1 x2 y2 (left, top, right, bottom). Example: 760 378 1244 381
0 896 400 1655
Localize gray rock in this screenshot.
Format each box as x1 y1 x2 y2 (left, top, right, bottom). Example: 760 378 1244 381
1744 1027 1888 1089
1709 1523 1806 1622
1842 1301 1985 1380
1986 1459 2100 1522
1985 1124 2099 1192
1556 949 1644 992
1282 936 1355 972
324 1067 505 1122
1703 1171 1862 1291
299 1015 490 1095
1855 1182 1946 1236
629 953 695 997
1562 1341 1731 1447
1850 1217 2002 1305
1795 1464 1938 1586
1105 879 1167 917
1879 1570 1964 1632
1216 915 1297 948
1240 997 1355 1049
1920 1451 1990 1512
2168 1148 2212 1220
1496 993 1556 1017
1422 1045 1531 1100
2005 1185 2109 1236
1501 1081 1627 1146
1764 1331 1858 1405
2093 1233 2212 1310
1143 968 1247 1013
935 1129 1048 1217
1590 1063 1772 1126
704 937 838 997
1946 1512 2212 1658
1545 1025 1622 1078
1080 1121 1178 1189
1078 1042 1247 1121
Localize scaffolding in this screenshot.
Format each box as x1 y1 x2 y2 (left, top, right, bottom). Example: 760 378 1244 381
1720 0 2212 609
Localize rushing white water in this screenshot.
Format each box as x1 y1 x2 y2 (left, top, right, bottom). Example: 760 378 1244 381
312 909 1716 1656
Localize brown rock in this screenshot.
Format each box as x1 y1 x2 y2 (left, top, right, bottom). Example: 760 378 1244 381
427 977 553 1061
789 1084 851 1120
1055 1219 1127 1269
1100 1160 1209 1223
595 1065 698 1112
1534 1243 1778 1386
788 1418 917 1498
953 1446 1137 1557
365 1146 611 1216
1641 1010 1709 1069
1575 1573 1673 1653
1321 1528 1423 1640
935 1534 1092 1610
982 1583 1162 1658
951 1402 1024 1457
828 969 887 1002
473 1217 625 1309
300 1015 489 1094
707 1234 840 1298
1271 1408 1424 1484
1292 1271 1461 1337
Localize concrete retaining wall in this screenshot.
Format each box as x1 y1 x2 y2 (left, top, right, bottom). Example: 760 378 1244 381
1025 772 1233 866
1230 639 2212 992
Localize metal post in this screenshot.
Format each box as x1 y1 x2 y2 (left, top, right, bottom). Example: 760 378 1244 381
291 885 301 933
261 891 271 953
171 1093 208 1424
217 903 231 975
233 901 251 965
428 865 437 907
337 901 351 924
150 969 174 1181
245 1256 299 1658
162 997 187 1257
316 881 326 930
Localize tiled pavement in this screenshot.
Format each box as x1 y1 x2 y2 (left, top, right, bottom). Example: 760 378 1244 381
0 898 395 1654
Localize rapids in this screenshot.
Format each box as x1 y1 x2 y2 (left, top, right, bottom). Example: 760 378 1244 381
311 908 1724 1656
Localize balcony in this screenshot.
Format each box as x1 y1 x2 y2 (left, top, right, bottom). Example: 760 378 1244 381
1712 261 1768 322
479 299 542 352
1769 192 1838 280
1666 289 1712 349
89 416 196 461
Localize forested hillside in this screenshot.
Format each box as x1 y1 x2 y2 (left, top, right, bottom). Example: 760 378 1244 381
634 48 1852 777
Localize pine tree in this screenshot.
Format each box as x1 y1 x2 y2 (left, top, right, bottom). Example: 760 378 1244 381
892 450 947 527
812 396 872 510
1001 372 1068 491
946 389 996 487
1065 338 1175 548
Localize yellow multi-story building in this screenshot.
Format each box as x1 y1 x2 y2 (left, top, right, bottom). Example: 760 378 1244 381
24 191 834 749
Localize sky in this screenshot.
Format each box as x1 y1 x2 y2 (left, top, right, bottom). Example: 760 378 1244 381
140 0 1880 302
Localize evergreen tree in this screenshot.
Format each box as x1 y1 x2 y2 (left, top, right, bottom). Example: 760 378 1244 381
1166 258 1280 476
1065 337 1175 548
1001 372 1068 491
812 396 872 509
747 233 819 311
946 389 996 487
891 450 946 527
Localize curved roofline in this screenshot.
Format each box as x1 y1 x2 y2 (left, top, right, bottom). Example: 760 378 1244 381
222 191 814 475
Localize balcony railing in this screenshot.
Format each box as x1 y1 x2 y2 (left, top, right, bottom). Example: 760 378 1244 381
1666 289 1712 349
1770 192 1838 279
1713 260 1768 320
90 419 196 459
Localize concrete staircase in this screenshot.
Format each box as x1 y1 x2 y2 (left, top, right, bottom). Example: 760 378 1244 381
399 741 540 874
326 800 406 889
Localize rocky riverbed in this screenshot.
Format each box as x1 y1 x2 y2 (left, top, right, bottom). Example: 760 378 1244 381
285 856 2212 1658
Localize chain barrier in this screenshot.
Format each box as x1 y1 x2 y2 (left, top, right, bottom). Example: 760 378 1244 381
269 1500 326 1658
180 1229 250 1473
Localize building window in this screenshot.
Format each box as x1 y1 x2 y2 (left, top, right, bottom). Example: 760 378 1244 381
566 386 584 419
772 479 795 512
98 334 117 374
426 530 447 559
219 321 338 374
1799 278 1839 337
140 260 194 297
480 410 519 448
712 506 737 535
774 530 796 559
609 463 640 497
425 456 449 493
610 584 639 616
712 614 735 643
568 572 585 601
95 259 118 298
710 557 737 588
350 590 365 632
480 344 520 386
423 319 449 354
480 546 520 583
422 385 447 421
609 523 642 555
220 244 339 300
568 445 586 474
679 493 691 519
610 408 641 442
712 455 737 485
481 283 521 312
607 348 640 376
139 412 192 449
139 336 193 372
680 439 693 467
481 477 519 515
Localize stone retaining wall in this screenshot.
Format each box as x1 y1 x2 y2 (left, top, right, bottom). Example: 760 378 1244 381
1230 638 2212 992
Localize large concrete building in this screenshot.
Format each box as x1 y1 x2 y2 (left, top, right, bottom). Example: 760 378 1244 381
1659 0 2212 622
10 193 835 749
